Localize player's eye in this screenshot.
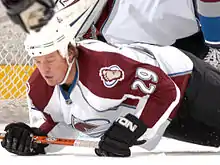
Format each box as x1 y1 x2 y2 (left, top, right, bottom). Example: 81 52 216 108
47 59 55 63
34 59 41 64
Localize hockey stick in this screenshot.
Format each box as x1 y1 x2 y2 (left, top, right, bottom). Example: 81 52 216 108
0 132 98 148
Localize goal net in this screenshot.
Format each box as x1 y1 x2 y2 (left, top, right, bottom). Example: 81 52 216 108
0 7 35 122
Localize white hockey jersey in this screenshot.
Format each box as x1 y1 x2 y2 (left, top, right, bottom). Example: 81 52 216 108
55 0 199 45
27 40 193 152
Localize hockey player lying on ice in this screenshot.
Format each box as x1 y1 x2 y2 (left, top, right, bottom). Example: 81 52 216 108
2 8 220 157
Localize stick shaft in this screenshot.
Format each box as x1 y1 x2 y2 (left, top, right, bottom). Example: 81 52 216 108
0 132 98 148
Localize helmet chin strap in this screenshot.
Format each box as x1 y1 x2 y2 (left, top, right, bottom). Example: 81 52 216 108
59 56 76 85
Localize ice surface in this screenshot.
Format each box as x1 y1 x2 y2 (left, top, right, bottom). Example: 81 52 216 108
1 124 220 165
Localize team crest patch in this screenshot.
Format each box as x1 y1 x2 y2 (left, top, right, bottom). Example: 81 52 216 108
99 65 124 88
71 115 111 137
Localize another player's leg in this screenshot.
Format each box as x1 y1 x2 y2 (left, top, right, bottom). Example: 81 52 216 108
164 50 220 147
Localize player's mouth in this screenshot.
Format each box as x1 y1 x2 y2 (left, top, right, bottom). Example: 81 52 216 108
45 76 53 79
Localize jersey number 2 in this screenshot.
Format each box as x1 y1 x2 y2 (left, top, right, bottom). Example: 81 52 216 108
131 67 158 94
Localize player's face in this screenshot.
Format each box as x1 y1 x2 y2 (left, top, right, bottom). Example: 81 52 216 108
33 51 68 86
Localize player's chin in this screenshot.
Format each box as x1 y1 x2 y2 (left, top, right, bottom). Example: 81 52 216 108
45 79 58 86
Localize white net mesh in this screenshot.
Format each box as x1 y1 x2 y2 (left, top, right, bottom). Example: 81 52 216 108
0 4 34 122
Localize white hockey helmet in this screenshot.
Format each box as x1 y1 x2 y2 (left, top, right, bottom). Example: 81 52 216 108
24 20 76 85
24 19 74 58
24 0 107 57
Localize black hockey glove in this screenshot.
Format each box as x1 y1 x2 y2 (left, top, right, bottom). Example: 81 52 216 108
95 114 147 157
1 122 48 156
1 0 55 32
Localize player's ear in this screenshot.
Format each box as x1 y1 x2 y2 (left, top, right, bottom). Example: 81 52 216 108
67 43 78 63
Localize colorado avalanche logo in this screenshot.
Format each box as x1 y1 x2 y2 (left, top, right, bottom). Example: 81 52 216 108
71 115 111 137
99 65 125 88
